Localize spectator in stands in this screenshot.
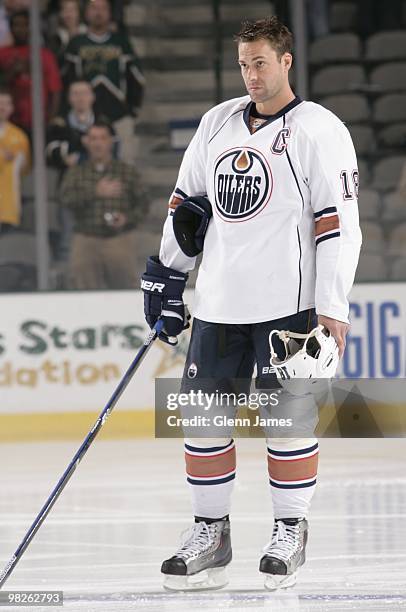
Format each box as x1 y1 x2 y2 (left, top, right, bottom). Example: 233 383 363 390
0 10 62 135
46 0 127 33
63 0 145 163
0 0 30 48
0 1 12 47
0 87 30 231
46 79 96 261
398 162 406 201
59 120 147 289
4 0 29 8
46 79 96 172
48 0 87 65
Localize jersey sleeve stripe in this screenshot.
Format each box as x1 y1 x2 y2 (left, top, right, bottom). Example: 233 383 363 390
174 187 188 199
314 206 337 219
315 231 341 246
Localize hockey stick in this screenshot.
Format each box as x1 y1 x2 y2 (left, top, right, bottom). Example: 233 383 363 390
0 318 164 589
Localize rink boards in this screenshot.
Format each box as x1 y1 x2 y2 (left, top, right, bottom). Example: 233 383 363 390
1 285 406 440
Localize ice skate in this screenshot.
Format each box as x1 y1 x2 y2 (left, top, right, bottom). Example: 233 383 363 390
161 518 232 591
259 518 308 590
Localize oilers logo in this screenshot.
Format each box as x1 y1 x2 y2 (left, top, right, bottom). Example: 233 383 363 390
187 363 198 379
214 147 272 221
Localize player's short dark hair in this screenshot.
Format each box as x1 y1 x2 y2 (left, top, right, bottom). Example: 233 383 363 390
234 16 293 58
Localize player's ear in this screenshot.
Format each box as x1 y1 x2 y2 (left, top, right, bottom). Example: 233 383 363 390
283 53 292 71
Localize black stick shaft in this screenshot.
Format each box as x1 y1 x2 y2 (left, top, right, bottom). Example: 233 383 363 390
0 320 163 588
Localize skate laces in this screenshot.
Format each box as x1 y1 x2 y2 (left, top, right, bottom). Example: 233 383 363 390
175 522 217 560
262 520 300 562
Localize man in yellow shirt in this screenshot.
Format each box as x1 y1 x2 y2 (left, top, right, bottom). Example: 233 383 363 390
0 87 30 229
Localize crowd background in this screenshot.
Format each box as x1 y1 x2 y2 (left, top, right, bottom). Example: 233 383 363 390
1 0 406 291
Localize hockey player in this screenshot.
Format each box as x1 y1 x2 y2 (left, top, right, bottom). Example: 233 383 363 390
142 16 361 591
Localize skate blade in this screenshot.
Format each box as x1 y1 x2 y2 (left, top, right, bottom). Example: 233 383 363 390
263 571 297 591
163 567 229 592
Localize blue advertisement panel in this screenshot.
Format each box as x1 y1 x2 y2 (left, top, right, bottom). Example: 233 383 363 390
340 284 406 378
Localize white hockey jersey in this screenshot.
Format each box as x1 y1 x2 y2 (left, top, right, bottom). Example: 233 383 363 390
159 95 362 324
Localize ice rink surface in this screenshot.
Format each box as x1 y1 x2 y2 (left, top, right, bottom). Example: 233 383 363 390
0 437 405 611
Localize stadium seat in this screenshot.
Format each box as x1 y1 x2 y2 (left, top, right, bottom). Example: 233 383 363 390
47 169 59 199
312 65 367 97
142 198 167 229
309 33 362 65
360 221 385 253
156 5 212 25
366 31 406 61
135 229 162 261
0 262 37 292
356 253 388 281
387 223 406 256
382 190 406 220
370 62 406 93
0 231 42 289
357 188 380 220
377 123 406 149
348 125 376 156
148 70 215 96
320 94 370 123
390 256 406 280
357 158 370 186
134 229 163 280
21 173 34 199
371 156 406 191
0 232 38 266
220 2 273 21
330 2 357 32
373 94 406 123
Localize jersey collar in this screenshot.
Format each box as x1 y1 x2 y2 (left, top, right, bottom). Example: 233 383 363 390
243 95 302 133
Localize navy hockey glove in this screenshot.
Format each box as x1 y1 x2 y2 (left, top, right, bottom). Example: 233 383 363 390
172 195 212 256
141 256 189 345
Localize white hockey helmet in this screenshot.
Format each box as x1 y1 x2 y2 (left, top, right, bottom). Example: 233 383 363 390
269 325 339 394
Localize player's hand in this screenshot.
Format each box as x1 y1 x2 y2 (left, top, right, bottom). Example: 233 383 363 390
141 256 190 345
318 315 349 358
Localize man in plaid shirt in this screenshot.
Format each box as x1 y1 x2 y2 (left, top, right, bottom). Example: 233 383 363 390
60 120 147 289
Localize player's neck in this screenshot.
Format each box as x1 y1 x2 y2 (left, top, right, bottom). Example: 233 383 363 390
255 87 296 116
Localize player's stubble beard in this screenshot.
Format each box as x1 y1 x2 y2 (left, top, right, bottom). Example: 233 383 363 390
248 79 284 106
245 67 285 107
